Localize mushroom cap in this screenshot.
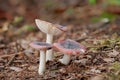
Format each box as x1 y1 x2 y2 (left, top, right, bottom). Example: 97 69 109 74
54 24 67 32
35 19 67 35
53 39 86 55
30 42 53 50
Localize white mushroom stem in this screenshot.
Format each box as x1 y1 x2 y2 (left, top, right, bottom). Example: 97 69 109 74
38 50 46 75
59 54 71 65
46 34 53 61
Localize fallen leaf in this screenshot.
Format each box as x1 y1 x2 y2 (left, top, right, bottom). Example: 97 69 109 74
23 49 33 58
103 58 115 63
59 68 66 74
9 66 23 72
108 49 119 57
20 39 29 49
90 75 104 80
90 68 101 73
0 22 10 33
28 65 37 71
74 59 88 65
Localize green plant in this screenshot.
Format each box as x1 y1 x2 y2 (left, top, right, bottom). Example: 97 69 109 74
13 16 24 24
22 24 35 31
106 62 120 80
112 62 120 71
64 8 74 15
43 0 57 9
88 0 97 5
104 0 120 6
91 12 116 23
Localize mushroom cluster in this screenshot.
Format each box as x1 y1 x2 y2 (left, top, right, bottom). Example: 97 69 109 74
35 19 67 61
29 19 86 75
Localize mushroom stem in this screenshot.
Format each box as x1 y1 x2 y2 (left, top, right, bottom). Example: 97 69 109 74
38 50 46 75
46 34 53 61
46 34 53 43
59 54 71 65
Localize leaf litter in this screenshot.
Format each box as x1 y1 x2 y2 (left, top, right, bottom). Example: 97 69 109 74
0 0 120 80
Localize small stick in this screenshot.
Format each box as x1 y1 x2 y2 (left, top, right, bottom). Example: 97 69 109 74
6 54 16 66
0 54 15 59
0 52 23 59
91 28 104 36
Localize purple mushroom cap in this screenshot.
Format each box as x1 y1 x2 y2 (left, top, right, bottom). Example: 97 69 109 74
53 39 86 55
30 42 53 50
54 24 67 32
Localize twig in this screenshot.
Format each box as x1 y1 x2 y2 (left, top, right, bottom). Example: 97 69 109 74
75 36 87 42
91 28 104 36
0 52 23 58
6 54 16 66
0 54 15 59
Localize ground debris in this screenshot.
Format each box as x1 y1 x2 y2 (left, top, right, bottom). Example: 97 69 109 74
9 66 23 72
90 75 105 80
0 0 120 79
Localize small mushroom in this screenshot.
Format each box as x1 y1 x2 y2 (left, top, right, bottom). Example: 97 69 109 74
29 42 52 75
53 39 86 65
35 19 67 61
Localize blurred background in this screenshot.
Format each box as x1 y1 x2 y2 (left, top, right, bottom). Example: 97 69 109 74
1 0 120 22
0 0 120 35
0 0 120 79
1 0 120 52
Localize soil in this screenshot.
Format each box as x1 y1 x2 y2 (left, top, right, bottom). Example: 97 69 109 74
0 0 120 80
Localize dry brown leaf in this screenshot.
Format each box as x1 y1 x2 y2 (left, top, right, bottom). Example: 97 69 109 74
23 49 33 58
9 66 23 72
90 75 105 80
108 49 119 57
74 59 88 65
90 68 101 74
103 58 115 63
0 22 10 33
28 65 37 71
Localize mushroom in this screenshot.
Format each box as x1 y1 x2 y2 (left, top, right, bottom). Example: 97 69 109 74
35 19 67 61
53 39 86 65
29 42 53 75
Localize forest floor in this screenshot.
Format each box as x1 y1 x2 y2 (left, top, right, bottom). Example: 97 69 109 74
0 0 120 80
